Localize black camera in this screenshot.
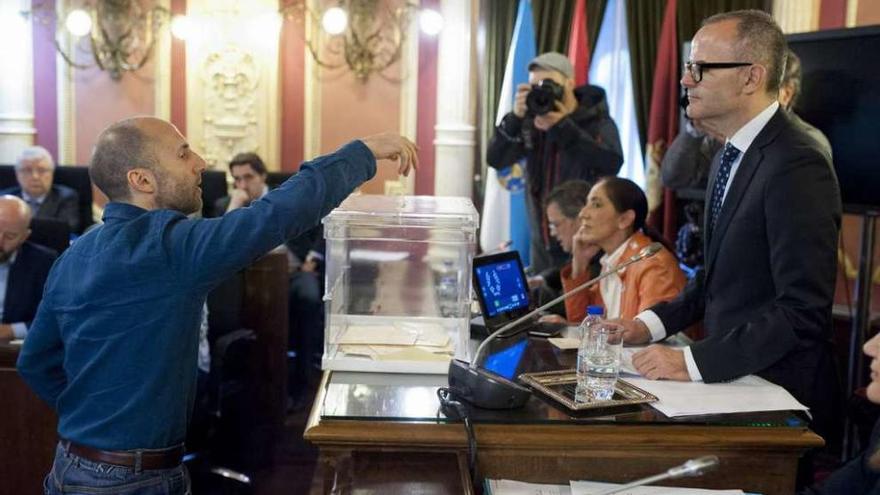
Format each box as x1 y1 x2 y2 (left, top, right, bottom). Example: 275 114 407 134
526 79 564 116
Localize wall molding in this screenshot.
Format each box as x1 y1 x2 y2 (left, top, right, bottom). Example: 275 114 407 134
303 0 321 161
55 0 76 165
154 0 172 121
185 0 280 169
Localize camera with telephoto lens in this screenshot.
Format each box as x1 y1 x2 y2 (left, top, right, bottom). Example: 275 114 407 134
526 79 564 116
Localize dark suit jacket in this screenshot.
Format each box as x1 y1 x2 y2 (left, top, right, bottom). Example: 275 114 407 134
210 196 232 219
651 108 842 435
1 184 80 233
4 241 57 327
803 418 880 494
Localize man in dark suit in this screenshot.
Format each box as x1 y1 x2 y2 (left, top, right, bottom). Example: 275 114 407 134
209 152 326 408
1 146 80 233
0 195 57 340
210 152 269 217
619 10 841 438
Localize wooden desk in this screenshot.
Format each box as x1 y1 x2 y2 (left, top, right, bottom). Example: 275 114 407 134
305 339 823 495
0 343 57 495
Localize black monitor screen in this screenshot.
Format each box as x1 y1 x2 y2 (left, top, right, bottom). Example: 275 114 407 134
474 259 529 318
788 26 880 214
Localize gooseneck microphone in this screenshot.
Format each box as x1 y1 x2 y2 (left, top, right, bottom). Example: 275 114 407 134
470 241 663 369
594 455 720 495
446 242 663 410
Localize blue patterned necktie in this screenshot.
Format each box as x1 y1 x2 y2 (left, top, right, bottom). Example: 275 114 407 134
708 143 740 237
25 198 40 214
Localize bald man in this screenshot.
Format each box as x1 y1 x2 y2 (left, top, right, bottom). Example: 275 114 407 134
0 195 57 341
17 116 417 495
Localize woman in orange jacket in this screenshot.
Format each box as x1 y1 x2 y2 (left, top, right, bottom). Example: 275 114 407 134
542 177 685 324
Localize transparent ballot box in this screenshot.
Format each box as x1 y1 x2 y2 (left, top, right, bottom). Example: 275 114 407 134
322 195 478 374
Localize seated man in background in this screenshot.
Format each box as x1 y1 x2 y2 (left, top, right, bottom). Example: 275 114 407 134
212 152 269 216
1 146 80 233
529 180 592 315
212 151 325 409
0 195 57 340
543 178 684 324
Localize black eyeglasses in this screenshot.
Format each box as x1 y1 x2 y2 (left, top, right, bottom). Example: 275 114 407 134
685 61 752 83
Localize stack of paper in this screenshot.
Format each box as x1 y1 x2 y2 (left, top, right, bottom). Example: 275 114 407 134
484 479 744 495
485 479 571 495
625 374 808 418
334 322 455 361
571 480 745 494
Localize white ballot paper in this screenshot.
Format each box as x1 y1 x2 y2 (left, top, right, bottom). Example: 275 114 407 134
486 479 571 495
571 480 744 494
625 374 809 417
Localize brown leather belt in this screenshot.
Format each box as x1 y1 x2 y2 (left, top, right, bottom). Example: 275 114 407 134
61 439 184 470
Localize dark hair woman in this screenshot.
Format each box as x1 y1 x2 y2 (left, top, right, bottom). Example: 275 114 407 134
557 176 685 323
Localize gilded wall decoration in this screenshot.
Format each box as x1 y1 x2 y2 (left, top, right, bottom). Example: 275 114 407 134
200 46 261 168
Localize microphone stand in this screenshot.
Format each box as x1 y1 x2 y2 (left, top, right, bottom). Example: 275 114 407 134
470 242 663 369
594 455 720 495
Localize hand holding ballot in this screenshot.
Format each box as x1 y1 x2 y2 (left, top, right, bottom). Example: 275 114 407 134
360 132 419 176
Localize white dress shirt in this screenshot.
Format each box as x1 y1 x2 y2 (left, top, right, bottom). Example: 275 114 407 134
599 235 632 319
635 101 780 381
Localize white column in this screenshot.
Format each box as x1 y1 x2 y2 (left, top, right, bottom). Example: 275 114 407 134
433 0 477 198
0 0 35 162
773 0 820 33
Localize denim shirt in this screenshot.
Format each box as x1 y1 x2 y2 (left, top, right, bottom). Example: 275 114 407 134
17 140 375 450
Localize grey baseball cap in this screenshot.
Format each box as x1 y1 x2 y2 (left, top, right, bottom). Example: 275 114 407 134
528 52 573 79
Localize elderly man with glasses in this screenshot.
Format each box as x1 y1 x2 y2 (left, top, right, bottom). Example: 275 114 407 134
1 146 80 233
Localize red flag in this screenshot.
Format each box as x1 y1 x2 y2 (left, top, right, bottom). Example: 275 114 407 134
567 0 590 86
645 0 679 241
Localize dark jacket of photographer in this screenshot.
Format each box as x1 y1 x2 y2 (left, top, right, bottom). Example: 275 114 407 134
487 84 623 273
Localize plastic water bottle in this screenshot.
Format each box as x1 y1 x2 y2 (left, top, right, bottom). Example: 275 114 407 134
576 305 605 400
576 305 605 340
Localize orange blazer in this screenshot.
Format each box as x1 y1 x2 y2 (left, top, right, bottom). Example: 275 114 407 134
560 232 686 323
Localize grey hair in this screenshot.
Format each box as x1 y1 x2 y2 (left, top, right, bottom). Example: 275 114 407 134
16 146 55 169
702 9 787 93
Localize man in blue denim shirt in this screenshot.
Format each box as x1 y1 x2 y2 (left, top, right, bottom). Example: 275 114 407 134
17 116 417 494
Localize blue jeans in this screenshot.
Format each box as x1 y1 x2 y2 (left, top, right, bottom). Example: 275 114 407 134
44 443 190 495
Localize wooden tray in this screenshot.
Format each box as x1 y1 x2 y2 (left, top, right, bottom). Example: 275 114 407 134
518 369 658 412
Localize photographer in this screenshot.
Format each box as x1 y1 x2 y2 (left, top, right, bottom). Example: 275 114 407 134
487 52 623 275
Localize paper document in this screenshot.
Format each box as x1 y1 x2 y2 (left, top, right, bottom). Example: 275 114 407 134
571 480 744 494
548 337 580 350
336 325 418 346
620 347 642 375
349 248 409 262
626 375 808 417
486 479 571 495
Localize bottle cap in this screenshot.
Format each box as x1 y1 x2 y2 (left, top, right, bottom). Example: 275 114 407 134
586 305 604 316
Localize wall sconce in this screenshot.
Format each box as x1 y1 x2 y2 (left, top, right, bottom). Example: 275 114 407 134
49 0 170 81
282 0 443 82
